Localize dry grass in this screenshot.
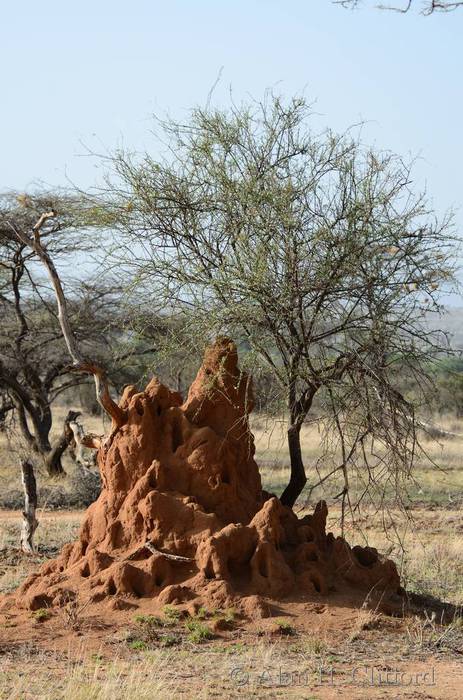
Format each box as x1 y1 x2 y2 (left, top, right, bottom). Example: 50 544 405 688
253 413 463 605
0 635 452 700
0 513 82 595
0 405 105 492
253 413 463 507
1 625 462 699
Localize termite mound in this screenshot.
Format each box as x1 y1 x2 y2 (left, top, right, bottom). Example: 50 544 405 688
16 338 401 615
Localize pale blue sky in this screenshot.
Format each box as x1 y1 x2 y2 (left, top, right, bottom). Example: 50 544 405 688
1 1 462 250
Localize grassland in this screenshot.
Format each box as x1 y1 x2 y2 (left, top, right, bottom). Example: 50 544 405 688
254 413 463 607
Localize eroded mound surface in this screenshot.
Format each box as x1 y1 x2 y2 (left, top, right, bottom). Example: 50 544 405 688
15 338 401 616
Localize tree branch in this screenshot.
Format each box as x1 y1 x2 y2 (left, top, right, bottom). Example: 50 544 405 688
10 213 126 429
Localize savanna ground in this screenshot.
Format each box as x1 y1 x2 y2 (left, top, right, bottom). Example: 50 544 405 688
0 408 463 699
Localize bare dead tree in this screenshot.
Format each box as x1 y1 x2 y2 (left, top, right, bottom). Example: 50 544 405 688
68 417 101 464
10 211 125 432
20 459 38 553
0 194 136 473
0 196 92 474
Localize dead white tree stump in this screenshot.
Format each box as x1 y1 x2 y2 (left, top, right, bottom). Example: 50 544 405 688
20 459 38 553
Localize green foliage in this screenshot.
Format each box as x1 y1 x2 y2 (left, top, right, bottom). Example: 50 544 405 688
128 612 184 649
101 91 459 513
134 614 166 628
195 606 208 620
427 358 463 417
160 633 182 647
128 639 148 651
274 618 296 636
303 636 328 655
222 607 236 624
130 615 162 645
31 608 51 623
185 618 214 643
162 604 183 622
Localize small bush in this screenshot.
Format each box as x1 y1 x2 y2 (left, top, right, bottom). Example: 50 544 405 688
32 608 51 623
160 633 182 647
274 618 295 636
223 608 236 623
67 468 101 507
132 615 163 643
162 605 182 623
211 606 236 622
196 606 208 620
59 596 89 631
134 614 165 628
304 636 327 655
185 619 214 643
128 639 148 651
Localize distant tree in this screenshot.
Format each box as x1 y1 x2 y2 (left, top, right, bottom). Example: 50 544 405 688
429 358 463 418
115 308 208 394
336 0 463 14
100 94 458 512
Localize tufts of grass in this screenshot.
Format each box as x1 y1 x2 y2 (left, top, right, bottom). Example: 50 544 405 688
128 639 149 651
195 606 208 620
274 618 296 636
160 633 182 648
134 614 167 628
303 636 328 656
31 608 52 623
162 604 182 623
221 607 236 624
131 616 162 645
405 612 463 654
127 613 183 649
402 539 463 605
209 641 248 654
59 596 90 632
348 609 382 643
185 618 214 643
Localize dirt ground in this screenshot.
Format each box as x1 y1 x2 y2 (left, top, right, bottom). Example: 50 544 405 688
0 509 462 699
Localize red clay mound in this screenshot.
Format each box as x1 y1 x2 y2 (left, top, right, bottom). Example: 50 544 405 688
16 338 401 615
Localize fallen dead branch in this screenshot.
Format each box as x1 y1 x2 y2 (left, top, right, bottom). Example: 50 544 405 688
126 541 194 562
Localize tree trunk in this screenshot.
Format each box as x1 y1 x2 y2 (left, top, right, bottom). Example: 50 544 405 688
44 410 82 476
12 399 61 474
280 423 307 508
0 398 13 432
13 400 38 452
35 421 52 454
20 459 38 553
68 418 99 467
45 441 67 476
31 416 64 476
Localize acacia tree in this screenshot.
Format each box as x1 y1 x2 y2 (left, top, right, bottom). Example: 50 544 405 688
99 95 457 510
336 1 463 13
